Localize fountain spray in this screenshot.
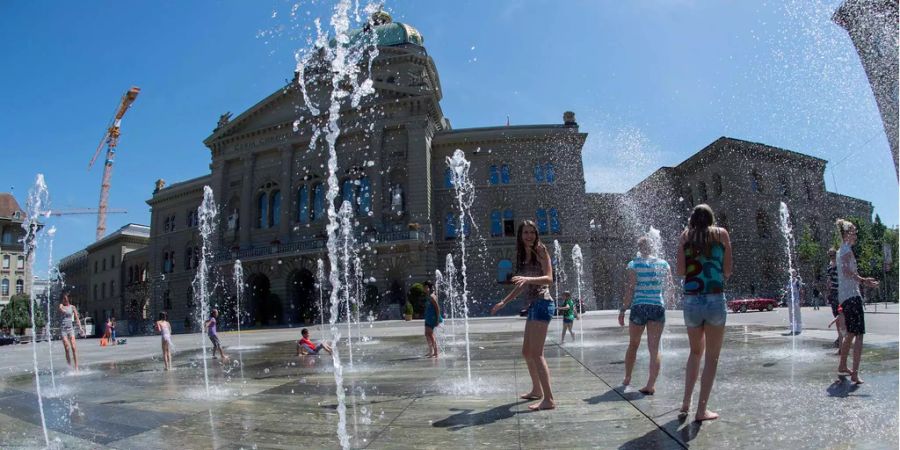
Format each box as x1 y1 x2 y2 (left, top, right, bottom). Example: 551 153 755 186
447 149 475 382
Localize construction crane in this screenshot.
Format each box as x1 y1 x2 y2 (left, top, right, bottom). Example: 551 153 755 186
49 208 128 217
88 86 140 241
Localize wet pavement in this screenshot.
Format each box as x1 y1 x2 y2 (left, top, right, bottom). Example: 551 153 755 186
0 312 897 449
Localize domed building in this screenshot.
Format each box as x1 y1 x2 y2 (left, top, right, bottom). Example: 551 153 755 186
59 12 878 334
138 12 595 331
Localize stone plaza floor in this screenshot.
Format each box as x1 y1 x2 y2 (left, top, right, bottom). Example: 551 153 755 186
0 308 897 449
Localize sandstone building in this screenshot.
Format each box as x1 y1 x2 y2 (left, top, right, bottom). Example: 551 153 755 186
59 13 876 334
0 193 30 313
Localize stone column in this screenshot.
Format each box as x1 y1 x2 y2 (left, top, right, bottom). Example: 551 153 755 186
239 154 256 247
369 126 385 229
405 120 432 225
279 145 294 241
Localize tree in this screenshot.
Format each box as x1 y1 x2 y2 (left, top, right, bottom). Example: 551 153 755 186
407 283 427 317
0 293 46 335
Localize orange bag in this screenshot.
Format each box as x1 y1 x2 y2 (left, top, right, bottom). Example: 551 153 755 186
100 337 107 347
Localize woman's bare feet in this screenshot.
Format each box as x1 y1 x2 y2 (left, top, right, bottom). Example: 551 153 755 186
837 366 851 376
520 392 542 400
639 387 655 395
622 378 631 386
695 410 719 422
679 403 690 416
528 400 556 411
851 372 865 384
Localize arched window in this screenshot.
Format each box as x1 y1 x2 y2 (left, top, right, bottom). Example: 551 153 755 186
751 170 762 193
533 164 545 183
185 247 194 270
2 279 9 296
503 209 515 236
549 208 560 234
780 178 790 197
1 228 12 244
93 284 97 301
444 213 457 240
1 255 8 269
500 164 510 184
298 185 310 223
756 210 770 239
444 168 454 188
313 184 325 220
341 179 355 213
15 279 23 294
698 181 708 202
359 177 372 215
257 192 268 228
536 209 548 234
490 210 502 236
270 190 281 227
497 259 513 283
545 163 555 183
489 165 499 185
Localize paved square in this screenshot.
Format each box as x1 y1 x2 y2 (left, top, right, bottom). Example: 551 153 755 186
0 310 897 449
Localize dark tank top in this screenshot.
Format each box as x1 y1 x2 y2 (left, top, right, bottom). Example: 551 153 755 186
519 255 552 301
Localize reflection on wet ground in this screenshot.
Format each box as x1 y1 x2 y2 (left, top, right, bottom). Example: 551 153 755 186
0 321 896 449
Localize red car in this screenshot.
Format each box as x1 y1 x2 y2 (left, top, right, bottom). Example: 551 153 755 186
727 297 777 313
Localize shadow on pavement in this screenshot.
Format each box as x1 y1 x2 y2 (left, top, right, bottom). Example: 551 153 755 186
432 400 529 431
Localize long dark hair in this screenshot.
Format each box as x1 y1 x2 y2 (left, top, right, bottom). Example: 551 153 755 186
516 220 545 272
685 204 720 256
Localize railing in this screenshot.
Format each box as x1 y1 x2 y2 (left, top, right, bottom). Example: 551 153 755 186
214 230 427 263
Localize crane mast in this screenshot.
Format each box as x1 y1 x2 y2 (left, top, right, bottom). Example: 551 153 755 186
89 86 140 241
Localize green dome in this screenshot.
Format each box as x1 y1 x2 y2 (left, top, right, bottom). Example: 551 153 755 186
336 12 424 48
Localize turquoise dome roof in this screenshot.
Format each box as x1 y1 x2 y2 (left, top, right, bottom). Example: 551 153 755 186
336 12 424 48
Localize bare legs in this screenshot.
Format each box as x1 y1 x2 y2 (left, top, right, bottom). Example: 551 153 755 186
61 335 78 371
623 323 644 386
838 332 864 383
834 314 846 354
161 340 171 371
522 320 555 410
424 327 439 358
623 321 663 394
560 322 575 343
682 324 724 422
643 321 663 394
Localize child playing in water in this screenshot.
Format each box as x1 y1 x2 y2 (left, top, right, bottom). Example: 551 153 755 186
423 280 442 358
204 309 228 361
297 328 333 355
155 312 173 370
557 291 576 343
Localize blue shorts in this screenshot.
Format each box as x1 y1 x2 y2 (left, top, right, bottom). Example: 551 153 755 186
526 299 555 322
563 318 574 324
629 304 666 326
683 293 727 328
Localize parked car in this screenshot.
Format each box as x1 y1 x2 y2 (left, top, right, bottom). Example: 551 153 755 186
0 334 20 346
727 297 777 313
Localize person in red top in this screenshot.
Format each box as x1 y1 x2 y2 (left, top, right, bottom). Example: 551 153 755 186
297 328 333 356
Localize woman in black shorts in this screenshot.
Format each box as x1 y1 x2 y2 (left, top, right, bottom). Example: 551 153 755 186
835 219 879 384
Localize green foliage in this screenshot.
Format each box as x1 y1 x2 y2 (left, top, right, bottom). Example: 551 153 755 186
797 225 823 265
403 301 414 317
407 283 427 316
0 293 46 331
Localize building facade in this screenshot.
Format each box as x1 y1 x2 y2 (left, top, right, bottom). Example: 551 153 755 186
60 13 876 333
59 223 149 335
589 137 874 307
834 0 899 178
0 193 30 312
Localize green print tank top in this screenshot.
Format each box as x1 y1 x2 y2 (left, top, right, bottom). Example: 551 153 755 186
683 242 725 295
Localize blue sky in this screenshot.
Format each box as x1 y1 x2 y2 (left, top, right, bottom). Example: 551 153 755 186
1 0 896 272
